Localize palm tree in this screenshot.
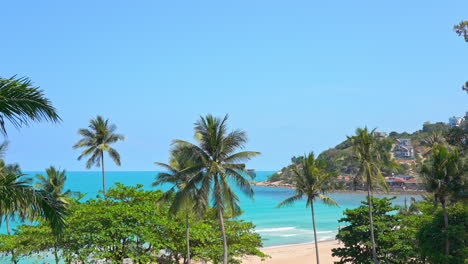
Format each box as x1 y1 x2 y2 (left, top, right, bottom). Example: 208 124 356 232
420 145 465 259
35 166 77 264
348 127 388 264
35 166 77 205
276 152 338 264
0 76 60 135
73 115 124 195
153 146 198 264
172 115 260 264
0 163 67 233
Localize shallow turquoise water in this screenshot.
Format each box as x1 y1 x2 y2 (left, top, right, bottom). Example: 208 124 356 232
3 171 420 263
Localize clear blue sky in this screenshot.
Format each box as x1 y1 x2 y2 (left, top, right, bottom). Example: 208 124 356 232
1 0 467 171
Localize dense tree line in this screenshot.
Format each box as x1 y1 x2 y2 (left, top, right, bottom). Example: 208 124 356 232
0 183 267 264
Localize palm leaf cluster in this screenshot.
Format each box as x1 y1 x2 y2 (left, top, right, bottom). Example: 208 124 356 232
35 166 78 205
0 160 67 232
0 76 60 135
277 153 337 208
74 115 124 168
73 115 124 194
347 127 388 192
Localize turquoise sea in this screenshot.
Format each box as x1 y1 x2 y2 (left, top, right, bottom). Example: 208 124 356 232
3 171 421 263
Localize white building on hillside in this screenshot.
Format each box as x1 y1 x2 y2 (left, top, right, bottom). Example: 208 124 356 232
449 116 465 128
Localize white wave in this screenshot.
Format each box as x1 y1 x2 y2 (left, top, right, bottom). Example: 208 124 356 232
279 234 298 237
255 227 296 232
316 230 334 234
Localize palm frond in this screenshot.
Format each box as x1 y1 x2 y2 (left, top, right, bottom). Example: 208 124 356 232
0 76 61 135
276 194 303 208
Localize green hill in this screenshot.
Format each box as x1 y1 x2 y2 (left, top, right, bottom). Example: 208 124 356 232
269 116 467 182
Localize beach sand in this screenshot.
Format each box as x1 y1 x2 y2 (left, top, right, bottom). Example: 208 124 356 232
242 240 341 264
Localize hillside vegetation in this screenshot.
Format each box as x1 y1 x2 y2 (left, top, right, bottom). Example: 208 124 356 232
269 117 468 183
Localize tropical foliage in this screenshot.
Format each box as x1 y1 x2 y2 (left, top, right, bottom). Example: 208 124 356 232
35 166 78 205
348 127 389 264
0 183 267 264
276 152 338 264
169 114 260 264
332 197 417 264
420 145 466 258
73 115 124 195
153 145 199 264
0 76 60 135
0 144 67 233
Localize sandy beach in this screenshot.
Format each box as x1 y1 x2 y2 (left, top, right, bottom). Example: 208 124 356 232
242 240 341 264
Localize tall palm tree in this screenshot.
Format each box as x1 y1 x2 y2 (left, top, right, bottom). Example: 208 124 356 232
420 145 465 259
73 115 124 195
276 152 338 264
153 146 198 264
0 76 60 135
172 115 260 264
348 127 388 264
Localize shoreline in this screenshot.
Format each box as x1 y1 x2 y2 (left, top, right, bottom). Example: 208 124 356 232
242 239 341 264
261 238 337 249
252 181 428 195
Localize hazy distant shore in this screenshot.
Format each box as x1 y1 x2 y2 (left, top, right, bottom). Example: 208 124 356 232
252 181 428 195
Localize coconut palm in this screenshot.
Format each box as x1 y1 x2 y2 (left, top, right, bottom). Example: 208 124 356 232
0 163 67 233
0 76 60 135
153 146 198 264
73 115 124 195
348 127 388 264
35 166 77 205
35 166 77 264
420 145 465 259
276 152 338 264
172 114 260 264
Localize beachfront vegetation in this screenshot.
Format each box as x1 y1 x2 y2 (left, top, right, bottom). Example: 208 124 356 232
347 127 388 264
276 152 338 264
0 76 61 135
153 145 200 264
0 144 67 234
420 145 465 259
333 197 468 264
169 114 260 264
35 166 78 205
332 197 416 264
407 201 467 264
73 115 125 195
0 183 266 264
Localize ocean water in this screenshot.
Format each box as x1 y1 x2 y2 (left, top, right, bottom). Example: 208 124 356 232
3 171 421 263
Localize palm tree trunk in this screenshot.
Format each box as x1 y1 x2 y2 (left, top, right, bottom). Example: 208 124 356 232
311 202 320 264
217 205 228 264
6 215 18 264
54 246 60 264
6 214 11 235
186 212 191 264
101 151 106 195
441 201 450 257
367 186 378 264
